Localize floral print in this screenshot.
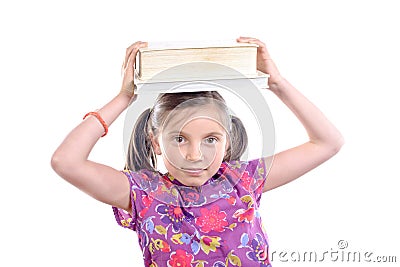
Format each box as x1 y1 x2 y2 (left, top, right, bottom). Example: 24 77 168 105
149 237 171 254
113 159 272 266
196 205 228 233
233 206 255 223
199 235 221 254
179 186 207 207
241 233 270 266
168 249 194 267
156 204 194 232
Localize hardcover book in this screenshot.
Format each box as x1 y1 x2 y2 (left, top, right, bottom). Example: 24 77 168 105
135 40 259 82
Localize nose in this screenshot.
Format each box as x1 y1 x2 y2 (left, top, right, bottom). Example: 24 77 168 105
184 142 203 162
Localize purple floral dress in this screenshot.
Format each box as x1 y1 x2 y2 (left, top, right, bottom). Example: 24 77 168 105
113 159 272 267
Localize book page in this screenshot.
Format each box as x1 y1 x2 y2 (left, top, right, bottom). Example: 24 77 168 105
140 39 258 51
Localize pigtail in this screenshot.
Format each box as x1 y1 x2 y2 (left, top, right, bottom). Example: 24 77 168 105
125 108 157 172
224 115 248 161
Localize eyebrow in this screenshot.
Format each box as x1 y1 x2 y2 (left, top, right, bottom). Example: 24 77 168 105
166 131 225 137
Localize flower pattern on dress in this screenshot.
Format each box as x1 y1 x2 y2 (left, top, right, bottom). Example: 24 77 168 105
200 236 221 255
179 186 207 207
171 233 192 245
139 195 154 218
168 249 194 267
233 207 255 223
246 233 271 266
149 237 171 254
226 250 242 266
240 170 253 192
112 159 271 266
195 205 228 233
156 204 194 232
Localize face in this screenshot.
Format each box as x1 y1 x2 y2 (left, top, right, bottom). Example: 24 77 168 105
152 106 230 186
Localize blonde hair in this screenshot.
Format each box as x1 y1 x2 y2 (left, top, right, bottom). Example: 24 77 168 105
125 91 248 171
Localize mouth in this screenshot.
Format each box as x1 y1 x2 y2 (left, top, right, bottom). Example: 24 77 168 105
180 168 207 175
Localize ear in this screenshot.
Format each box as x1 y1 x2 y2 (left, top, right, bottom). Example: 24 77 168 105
149 132 162 155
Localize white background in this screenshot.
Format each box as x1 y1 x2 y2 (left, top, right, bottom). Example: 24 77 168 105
1 0 399 266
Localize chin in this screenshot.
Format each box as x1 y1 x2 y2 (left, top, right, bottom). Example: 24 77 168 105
178 177 207 187
184 183 201 187
169 165 221 187
176 174 209 187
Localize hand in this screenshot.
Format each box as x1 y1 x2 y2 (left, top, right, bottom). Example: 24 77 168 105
236 37 283 88
120 41 148 99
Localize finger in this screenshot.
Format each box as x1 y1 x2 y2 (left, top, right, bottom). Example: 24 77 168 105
237 36 255 40
123 41 141 68
236 36 258 42
122 42 140 74
249 39 265 47
123 41 148 69
236 37 265 48
237 38 271 59
125 49 137 73
124 42 148 74
123 41 146 69
125 41 143 59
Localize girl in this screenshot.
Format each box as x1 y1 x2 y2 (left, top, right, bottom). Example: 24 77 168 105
51 37 344 266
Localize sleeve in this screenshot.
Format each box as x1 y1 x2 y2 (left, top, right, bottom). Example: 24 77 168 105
244 158 269 204
111 170 138 231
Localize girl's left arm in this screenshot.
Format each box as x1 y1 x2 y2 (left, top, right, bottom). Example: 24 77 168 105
237 37 344 192
263 77 344 192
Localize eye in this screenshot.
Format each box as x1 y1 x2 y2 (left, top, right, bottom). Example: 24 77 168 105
174 136 186 143
204 137 218 144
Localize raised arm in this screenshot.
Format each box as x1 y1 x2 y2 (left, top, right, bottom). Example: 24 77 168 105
237 37 344 192
51 41 148 211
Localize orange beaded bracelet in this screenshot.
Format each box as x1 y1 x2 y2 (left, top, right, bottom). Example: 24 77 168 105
83 111 108 137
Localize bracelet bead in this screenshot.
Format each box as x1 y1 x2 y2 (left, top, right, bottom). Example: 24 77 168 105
83 111 108 137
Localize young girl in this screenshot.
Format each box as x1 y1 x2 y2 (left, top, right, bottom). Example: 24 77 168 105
51 37 344 266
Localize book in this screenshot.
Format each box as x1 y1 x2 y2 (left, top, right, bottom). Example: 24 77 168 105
135 70 269 94
135 40 258 82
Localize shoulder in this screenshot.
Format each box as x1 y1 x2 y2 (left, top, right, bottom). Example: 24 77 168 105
222 158 266 176
222 158 268 197
122 168 163 190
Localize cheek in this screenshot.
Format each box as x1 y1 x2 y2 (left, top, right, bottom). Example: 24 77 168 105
213 141 228 161
208 147 226 172
163 158 174 170
199 144 217 159
163 145 185 166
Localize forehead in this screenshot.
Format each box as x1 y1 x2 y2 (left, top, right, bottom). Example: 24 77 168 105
162 104 228 133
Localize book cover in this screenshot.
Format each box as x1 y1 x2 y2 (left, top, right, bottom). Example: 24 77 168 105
136 40 258 82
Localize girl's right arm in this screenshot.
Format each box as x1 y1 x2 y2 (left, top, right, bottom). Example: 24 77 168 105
51 41 148 213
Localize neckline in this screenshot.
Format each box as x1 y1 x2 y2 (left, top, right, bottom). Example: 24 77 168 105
136 160 249 207
162 166 223 187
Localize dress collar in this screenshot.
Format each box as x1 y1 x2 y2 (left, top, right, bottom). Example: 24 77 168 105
135 160 249 207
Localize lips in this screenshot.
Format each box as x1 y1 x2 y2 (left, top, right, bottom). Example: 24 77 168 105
180 168 207 175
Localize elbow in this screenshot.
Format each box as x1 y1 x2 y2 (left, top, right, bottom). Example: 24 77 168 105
313 134 345 159
51 150 73 178
51 150 87 184
335 132 345 150
328 135 345 156
50 151 64 175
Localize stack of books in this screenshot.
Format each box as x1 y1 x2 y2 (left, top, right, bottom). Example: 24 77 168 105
134 40 269 94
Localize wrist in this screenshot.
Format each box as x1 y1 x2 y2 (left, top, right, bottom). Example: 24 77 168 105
117 91 135 106
97 93 133 125
268 75 286 94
